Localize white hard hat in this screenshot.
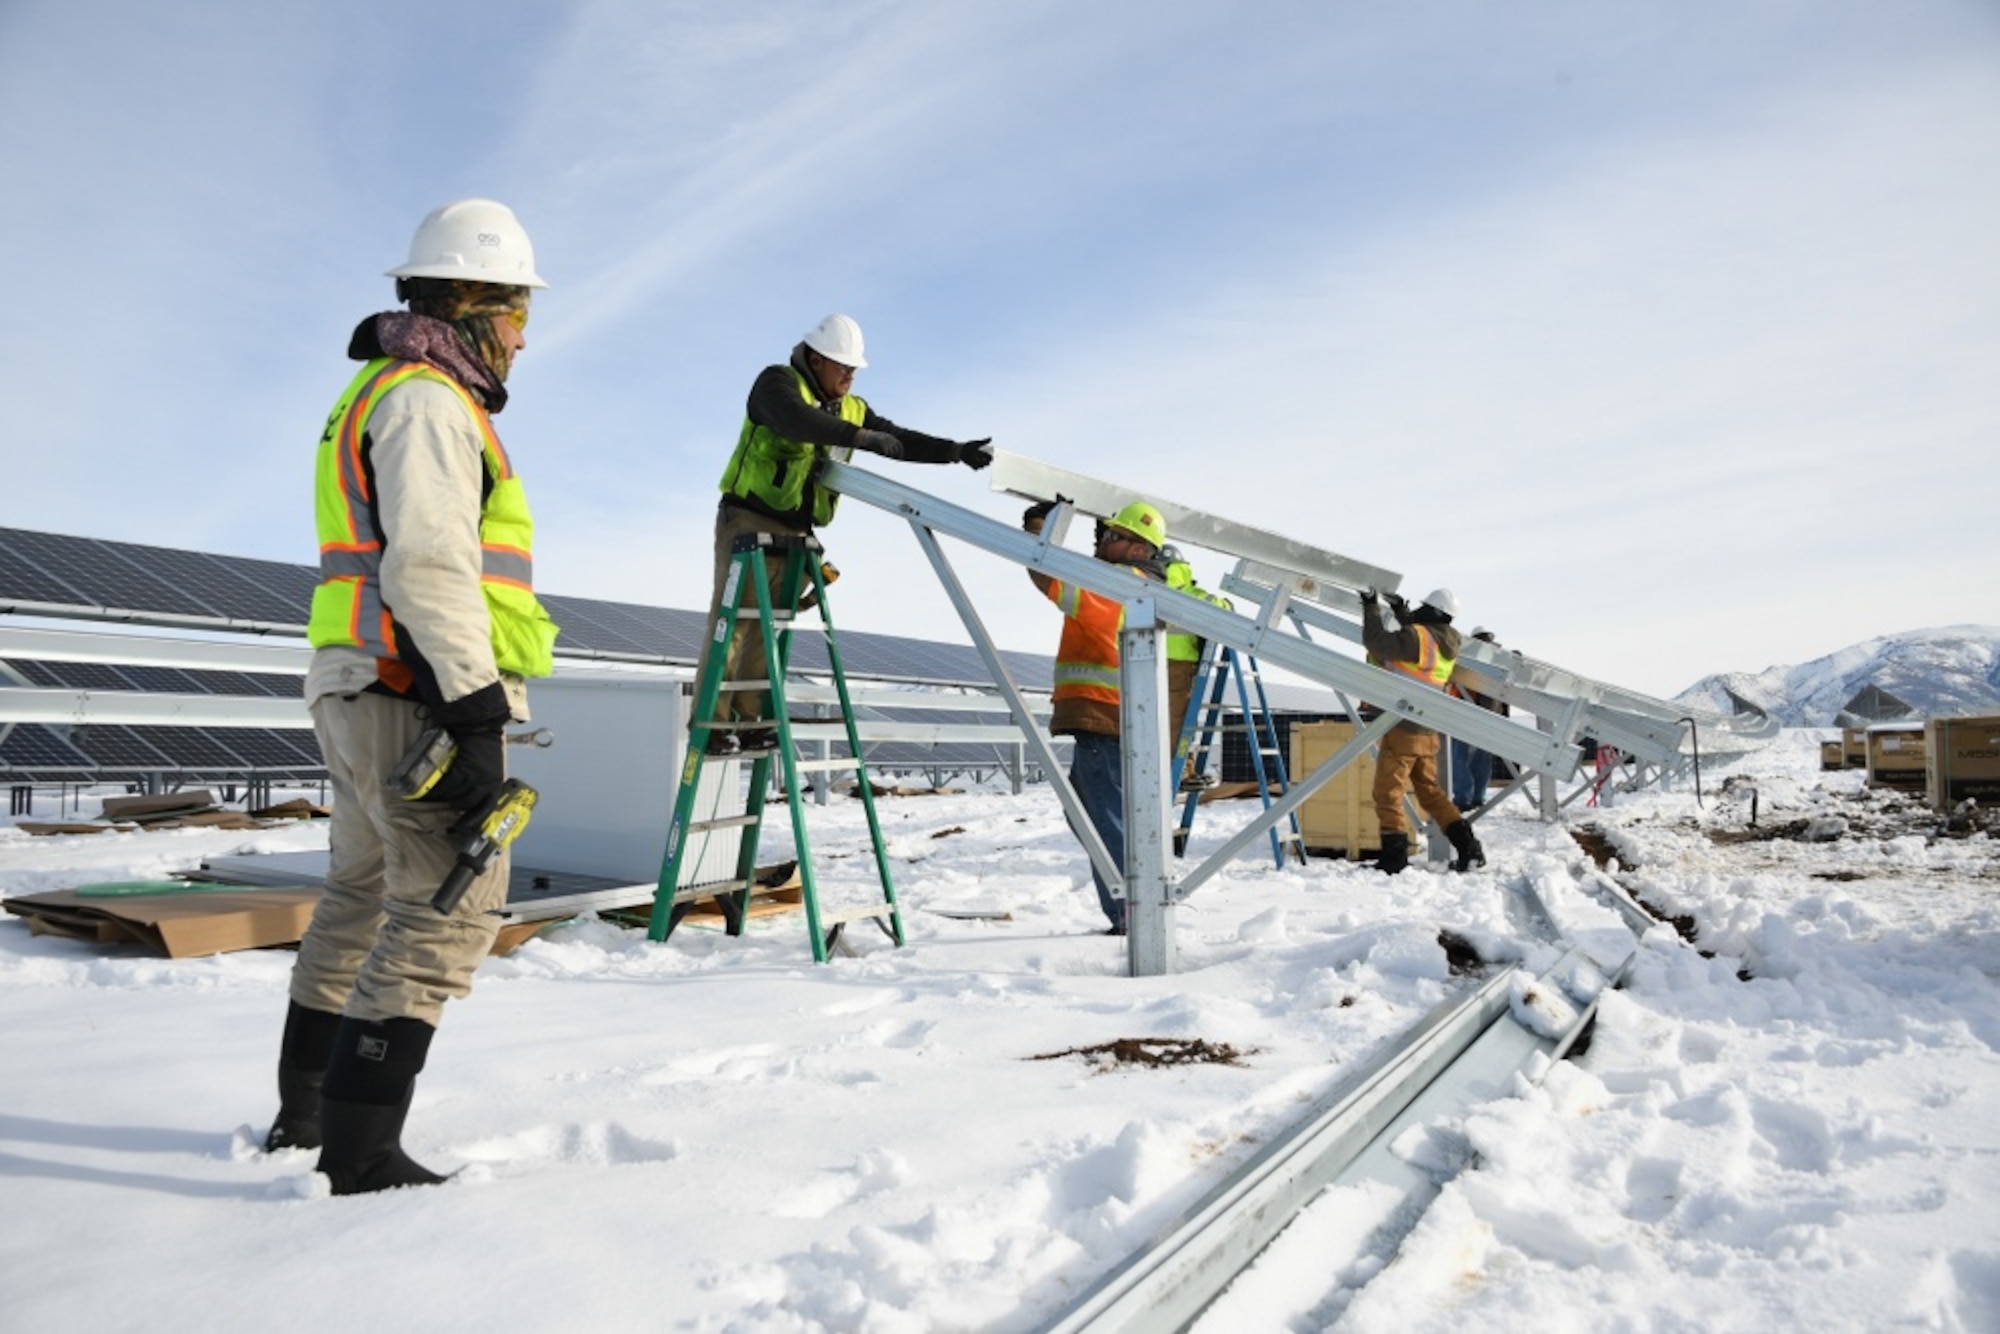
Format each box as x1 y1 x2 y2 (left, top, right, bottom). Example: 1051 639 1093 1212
1421 587 1460 620
388 199 548 289
803 313 868 368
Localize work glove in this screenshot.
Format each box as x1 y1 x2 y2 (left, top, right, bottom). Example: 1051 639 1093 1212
1359 588 1380 611
853 428 905 460
1384 591 1409 617
957 439 994 470
1022 493 1071 534
422 680 510 815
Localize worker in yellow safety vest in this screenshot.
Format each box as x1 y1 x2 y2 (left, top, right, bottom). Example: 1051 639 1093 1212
265 199 558 1195
1159 545 1232 792
1359 586 1486 875
1025 499 1167 935
698 314 993 754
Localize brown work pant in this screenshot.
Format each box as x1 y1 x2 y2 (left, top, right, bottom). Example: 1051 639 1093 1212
692 503 813 725
1372 725 1464 837
289 692 508 1025
1168 658 1200 783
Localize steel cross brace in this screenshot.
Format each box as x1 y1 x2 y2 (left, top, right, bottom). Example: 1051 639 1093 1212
1223 556 1776 756
820 460 1584 977
1219 562 1694 773
821 461 1583 782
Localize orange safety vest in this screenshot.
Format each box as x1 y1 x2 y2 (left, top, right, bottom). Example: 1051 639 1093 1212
1045 576 1127 706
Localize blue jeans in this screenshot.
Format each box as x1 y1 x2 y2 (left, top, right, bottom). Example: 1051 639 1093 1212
1450 736 1492 811
1067 732 1126 929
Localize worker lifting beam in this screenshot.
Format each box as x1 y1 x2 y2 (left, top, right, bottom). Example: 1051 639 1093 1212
816 452 1585 977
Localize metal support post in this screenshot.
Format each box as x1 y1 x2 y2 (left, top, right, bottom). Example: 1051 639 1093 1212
1121 599 1174 977
907 521 1123 898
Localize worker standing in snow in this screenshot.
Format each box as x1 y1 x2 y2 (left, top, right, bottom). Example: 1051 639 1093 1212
696 315 993 754
262 199 558 1194
1359 587 1485 875
1025 499 1168 934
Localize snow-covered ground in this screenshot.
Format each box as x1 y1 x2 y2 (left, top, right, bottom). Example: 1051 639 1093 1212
1 731 1995 1332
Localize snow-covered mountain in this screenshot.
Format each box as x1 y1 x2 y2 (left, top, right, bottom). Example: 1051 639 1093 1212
1675 625 2000 726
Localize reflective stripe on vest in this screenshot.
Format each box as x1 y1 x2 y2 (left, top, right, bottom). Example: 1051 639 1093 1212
307 358 557 678
1047 577 1128 707
1370 626 1455 689
717 366 868 526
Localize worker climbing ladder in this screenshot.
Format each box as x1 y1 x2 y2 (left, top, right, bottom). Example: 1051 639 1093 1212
647 532 903 962
1174 643 1303 867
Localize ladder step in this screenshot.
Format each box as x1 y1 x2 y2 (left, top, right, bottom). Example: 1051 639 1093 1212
686 813 759 834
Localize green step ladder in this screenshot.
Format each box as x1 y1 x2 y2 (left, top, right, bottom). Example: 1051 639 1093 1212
647 532 903 962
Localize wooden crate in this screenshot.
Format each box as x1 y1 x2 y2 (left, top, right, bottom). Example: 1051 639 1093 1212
1290 720 1382 860
1841 728 1869 768
1866 723 1928 790
1819 740 1845 771
1926 714 2000 809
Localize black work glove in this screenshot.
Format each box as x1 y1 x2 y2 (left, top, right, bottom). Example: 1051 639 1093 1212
1359 589 1380 611
423 680 511 814
1384 591 1409 617
853 428 904 460
1022 493 1072 533
958 439 993 470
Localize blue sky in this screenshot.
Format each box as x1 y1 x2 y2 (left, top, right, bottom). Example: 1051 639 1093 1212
2 0 1995 699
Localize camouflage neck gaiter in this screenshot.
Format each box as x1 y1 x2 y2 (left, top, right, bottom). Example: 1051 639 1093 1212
404 279 531 383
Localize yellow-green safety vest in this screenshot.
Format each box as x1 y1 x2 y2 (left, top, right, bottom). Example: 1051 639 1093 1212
1164 560 1230 663
307 358 558 679
717 366 868 526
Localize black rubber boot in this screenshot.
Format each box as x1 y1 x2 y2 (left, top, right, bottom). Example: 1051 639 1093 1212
264 1002 342 1153
1445 819 1486 873
317 1016 447 1196
1377 832 1410 876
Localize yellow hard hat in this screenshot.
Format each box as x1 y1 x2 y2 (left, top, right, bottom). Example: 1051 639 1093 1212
1104 501 1166 550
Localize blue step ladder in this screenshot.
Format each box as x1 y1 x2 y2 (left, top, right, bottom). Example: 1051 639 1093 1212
1173 643 1304 867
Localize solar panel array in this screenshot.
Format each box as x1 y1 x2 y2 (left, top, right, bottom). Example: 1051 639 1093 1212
0 525 1057 782
0 526 1052 690
0 658 322 782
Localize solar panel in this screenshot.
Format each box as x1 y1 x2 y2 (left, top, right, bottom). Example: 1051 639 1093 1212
65 724 175 768
206 727 322 769
571 599 699 659
113 664 203 694
8 659 139 691
0 532 93 606
536 594 655 657
0 524 1053 692
219 554 319 622
93 542 290 622
1 530 193 617
177 667 288 696
136 725 260 770
0 724 92 769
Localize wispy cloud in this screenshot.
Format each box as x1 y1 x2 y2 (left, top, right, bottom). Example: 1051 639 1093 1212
1 1 1995 697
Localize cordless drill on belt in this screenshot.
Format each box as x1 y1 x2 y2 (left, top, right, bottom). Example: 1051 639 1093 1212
388 728 540 914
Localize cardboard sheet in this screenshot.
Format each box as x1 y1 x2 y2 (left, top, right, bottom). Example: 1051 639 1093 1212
2 884 318 957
